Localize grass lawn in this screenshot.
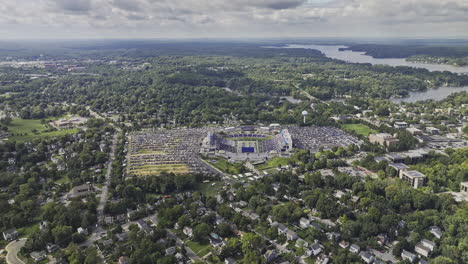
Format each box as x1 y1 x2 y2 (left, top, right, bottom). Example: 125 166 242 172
7 118 79 142
130 164 190 176
56 175 70 184
342 123 376 137
18 223 39 237
198 181 223 197
185 240 213 257
256 157 290 170
207 157 245 175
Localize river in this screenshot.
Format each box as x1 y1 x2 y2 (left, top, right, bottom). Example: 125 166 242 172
390 86 468 103
280 44 468 102
285 44 468 74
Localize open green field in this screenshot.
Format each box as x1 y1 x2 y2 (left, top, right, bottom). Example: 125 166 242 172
7 118 79 142
342 123 376 137
129 163 190 176
199 181 223 197
185 240 213 258
256 157 290 170
225 136 272 141
207 157 245 174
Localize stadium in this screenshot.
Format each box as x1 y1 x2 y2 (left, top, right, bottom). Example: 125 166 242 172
201 126 293 162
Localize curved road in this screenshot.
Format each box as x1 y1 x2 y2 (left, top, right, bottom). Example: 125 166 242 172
6 238 26 264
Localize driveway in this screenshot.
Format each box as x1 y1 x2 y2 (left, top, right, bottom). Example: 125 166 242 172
6 238 26 264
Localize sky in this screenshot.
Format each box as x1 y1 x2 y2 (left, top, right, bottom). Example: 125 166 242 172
1 0 468 39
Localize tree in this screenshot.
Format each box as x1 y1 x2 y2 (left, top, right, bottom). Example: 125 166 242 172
52 226 73 247
177 215 191 229
241 233 262 254
193 223 211 243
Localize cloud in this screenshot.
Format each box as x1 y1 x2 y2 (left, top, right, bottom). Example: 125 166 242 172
113 0 142 12
54 0 92 13
1 0 468 39
252 0 307 10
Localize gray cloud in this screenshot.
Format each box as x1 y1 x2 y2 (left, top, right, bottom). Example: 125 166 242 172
113 0 142 12
252 0 307 10
1 0 468 39
54 0 92 13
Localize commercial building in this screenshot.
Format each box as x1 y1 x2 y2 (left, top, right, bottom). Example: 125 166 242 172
394 122 408 129
460 182 468 193
400 170 427 188
426 127 440 135
369 133 399 147
406 127 423 135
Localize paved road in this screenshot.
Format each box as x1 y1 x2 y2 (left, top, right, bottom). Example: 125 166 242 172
6 238 26 264
165 229 201 262
146 214 201 262
97 131 119 225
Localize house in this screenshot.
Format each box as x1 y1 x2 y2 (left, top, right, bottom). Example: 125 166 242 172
420 239 436 251
359 251 375 264
349 244 360 254
307 243 322 256
116 232 128 242
326 232 341 242
39 221 47 230
67 183 94 199
415 239 436 257
286 230 298 240
295 238 309 248
401 250 417 263
310 222 323 231
299 217 310 228
316 254 330 264
225 257 237 264
2 228 18 241
31 251 47 262
136 219 153 235
429 226 443 239
276 223 288 234
264 250 278 264
209 233 224 248
46 243 59 253
376 234 389 246
415 243 431 257
104 216 114 225
249 213 260 221
165 246 176 255
77 227 88 235
175 252 184 261
339 240 350 249
119 256 130 264
183 226 193 237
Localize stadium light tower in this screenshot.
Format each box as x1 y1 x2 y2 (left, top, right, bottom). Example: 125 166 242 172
302 110 308 124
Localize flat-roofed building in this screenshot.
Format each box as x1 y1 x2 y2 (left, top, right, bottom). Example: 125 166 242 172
394 122 408 129
389 163 410 177
426 127 440 135
369 133 400 147
67 183 94 199
460 182 468 193
400 170 426 188
386 153 405 163
406 127 423 135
